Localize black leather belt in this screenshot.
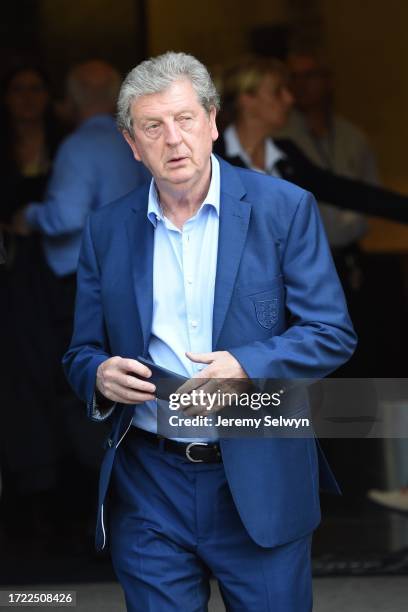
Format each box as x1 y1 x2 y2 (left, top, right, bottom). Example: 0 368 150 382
128 426 222 463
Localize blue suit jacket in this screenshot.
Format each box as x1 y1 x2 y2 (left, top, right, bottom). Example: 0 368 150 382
63 157 356 551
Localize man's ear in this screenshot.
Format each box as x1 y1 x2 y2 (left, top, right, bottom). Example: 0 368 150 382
122 130 142 162
209 106 219 142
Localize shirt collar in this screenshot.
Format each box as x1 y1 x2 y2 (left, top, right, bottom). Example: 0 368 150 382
223 124 285 174
147 153 220 227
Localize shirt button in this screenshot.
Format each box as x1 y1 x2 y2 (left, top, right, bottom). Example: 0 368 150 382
187 277 193 285
191 320 198 328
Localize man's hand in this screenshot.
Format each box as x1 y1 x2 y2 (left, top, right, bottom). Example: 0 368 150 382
96 356 156 405
176 351 250 416
12 208 31 236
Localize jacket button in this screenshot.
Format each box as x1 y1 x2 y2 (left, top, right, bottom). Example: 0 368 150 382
107 438 113 448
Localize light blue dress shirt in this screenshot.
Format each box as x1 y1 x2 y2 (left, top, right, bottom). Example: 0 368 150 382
131 154 220 441
25 114 149 276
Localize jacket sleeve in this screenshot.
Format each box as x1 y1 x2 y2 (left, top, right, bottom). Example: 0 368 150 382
25 138 95 236
228 191 357 386
277 139 408 224
62 215 114 420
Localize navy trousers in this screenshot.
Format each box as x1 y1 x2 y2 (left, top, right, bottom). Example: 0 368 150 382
109 432 313 612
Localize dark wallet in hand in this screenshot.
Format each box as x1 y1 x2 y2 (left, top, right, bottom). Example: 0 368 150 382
137 356 188 401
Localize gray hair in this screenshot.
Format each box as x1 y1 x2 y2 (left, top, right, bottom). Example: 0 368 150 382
117 51 220 135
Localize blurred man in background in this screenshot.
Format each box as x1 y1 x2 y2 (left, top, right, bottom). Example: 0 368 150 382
280 52 380 365
283 50 379 248
13 59 149 280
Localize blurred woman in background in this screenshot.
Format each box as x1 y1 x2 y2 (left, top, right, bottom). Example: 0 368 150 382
215 57 294 174
0 65 67 547
0 65 64 224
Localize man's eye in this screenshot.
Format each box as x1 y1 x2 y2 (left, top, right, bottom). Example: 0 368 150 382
145 123 160 135
178 116 193 124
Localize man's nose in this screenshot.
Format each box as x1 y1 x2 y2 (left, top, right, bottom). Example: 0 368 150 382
164 120 182 146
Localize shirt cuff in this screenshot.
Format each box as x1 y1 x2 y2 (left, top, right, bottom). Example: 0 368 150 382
90 393 116 421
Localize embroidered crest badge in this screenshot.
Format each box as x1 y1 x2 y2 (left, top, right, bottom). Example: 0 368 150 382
254 298 278 329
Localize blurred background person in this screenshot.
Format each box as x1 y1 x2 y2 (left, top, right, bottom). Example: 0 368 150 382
13 59 149 282
281 49 407 380
283 50 379 244
0 65 67 548
214 57 293 174
279 50 382 376
0 65 66 226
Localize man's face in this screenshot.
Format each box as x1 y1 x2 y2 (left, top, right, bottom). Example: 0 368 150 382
124 79 218 190
243 72 294 132
5 70 49 122
287 55 331 110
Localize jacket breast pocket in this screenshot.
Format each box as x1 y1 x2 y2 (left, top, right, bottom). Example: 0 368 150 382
236 276 284 331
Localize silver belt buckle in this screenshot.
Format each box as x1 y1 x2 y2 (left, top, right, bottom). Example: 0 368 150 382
185 442 208 463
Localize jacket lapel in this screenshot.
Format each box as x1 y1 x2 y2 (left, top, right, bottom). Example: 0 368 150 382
125 192 154 356
212 159 252 348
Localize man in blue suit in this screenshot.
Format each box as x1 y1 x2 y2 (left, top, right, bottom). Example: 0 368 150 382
64 52 356 611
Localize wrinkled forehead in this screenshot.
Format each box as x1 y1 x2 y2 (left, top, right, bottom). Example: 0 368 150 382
129 78 204 119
